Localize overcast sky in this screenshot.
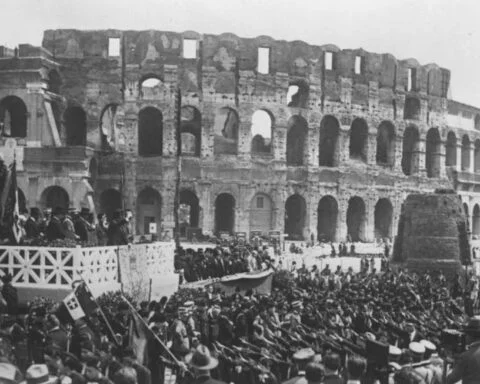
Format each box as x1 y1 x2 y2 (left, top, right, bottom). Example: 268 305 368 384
2 0 480 106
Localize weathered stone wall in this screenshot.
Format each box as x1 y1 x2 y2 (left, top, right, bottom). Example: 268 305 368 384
393 191 470 275
3 29 480 243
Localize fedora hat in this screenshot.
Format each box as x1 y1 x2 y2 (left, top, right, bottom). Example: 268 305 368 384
185 345 218 370
21 365 57 384
464 316 480 335
0 362 22 383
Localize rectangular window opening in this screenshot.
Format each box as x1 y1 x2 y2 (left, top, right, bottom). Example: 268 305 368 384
108 38 120 57
257 47 270 74
183 39 197 59
256 197 264 209
325 51 333 70
407 68 417 92
355 56 362 74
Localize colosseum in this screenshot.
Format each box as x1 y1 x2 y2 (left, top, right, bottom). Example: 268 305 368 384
0 29 479 243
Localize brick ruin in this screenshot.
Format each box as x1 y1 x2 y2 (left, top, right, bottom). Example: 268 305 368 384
0 29 480 242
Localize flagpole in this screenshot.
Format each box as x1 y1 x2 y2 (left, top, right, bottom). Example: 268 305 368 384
121 295 183 367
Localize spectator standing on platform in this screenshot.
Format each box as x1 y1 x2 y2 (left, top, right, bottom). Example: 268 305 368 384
96 213 108 246
74 208 95 242
46 207 66 241
107 209 129 245
63 208 78 240
25 207 40 239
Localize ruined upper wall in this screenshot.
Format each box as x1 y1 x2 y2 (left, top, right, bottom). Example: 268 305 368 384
41 29 450 98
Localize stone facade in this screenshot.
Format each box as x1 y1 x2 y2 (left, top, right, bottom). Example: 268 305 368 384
1 29 480 242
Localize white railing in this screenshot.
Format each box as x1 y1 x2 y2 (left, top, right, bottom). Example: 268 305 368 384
0 242 177 298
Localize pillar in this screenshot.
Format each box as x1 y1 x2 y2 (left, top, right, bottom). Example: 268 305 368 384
237 121 251 161
337 195 348 241
416 138 427 176
338 128 350 166
456 141 463 172
273 124 287 163
439 141 447 178
367 132 377 166
393 135 403 173
469 142 475 174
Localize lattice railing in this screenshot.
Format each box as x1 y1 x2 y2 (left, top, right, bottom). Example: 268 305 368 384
79 246 119 286
145 242 176 277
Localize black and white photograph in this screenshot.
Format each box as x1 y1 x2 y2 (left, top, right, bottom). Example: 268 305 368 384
0 0 479 383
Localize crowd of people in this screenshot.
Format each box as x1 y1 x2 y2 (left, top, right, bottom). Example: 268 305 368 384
0 261 478 384
7 207 135 246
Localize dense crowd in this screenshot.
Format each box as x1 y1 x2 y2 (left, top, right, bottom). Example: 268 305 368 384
0 261 479 384
6 206 135 246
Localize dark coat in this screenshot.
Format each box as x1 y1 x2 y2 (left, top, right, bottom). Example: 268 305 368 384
74 218 90 242
46 216 66 241
1 283 17 315
107 219 129 245
25 218 39 238
447 341 480 384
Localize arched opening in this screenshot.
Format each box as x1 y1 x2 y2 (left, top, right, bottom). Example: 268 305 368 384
41 186 69 211
462 135 471 171
473 204 480 237
213 107 239 155
251 110 273 154
463 202 470 232
249 193 274 233
180 106 201 156
426 128 442 178
349 118 368 162
0 96 27 138
347 196 366 242
138 107 163 156
17 188 26 213
99 189 122 220
88 158 98 186
65 106 87 146
285 194 306 240
374 198 393 240
179 190 200 239
404 96 421 120
317 196 338 242
139 76 164 99
475 114 480 131
319 115 339 167
136 187 162 237
475 140 480 173
402 126 420 176
100 104 120 151
446 132 457 167
48 69 62 94
376 121 395 167
286 115 308 166
286 80 309 108
215 193 235 234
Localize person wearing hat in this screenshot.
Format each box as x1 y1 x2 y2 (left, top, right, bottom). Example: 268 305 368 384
282 348 315 384
1 273 17 315
447 316 480 384
107 209 129 246
74 208 94 243
21 364 57 384
63 208 79 240
0 362 23 384
172 307 191 359
25 207 40 239
46 207 67 241
408 342 433 384
185 344 226 384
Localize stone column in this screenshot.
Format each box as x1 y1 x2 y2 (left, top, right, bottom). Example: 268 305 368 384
365 197 376 242
367 132 377 166
338 128 350 166
456 141 463 172
199 184 212 233
439 141 447 178
337 195 348 242
393 135 404 173
273 124 287 163
307 127 319 168
416 138 427 176
237 121 251 162
469 142 475 174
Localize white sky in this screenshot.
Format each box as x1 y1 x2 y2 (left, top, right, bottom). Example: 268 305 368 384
2 0 480 106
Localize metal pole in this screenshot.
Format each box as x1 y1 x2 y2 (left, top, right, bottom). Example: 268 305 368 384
174 88 182 251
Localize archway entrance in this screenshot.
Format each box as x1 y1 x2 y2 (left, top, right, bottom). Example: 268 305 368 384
319 115 339 167
473 204 480 237
179 190 200 238
136 188 162 237
41 186 69 210
100 189 122 220
285 194 306 240
215 194 235 234
347 197 366 242
317 196 338 242
374 198 393 240
286 116 308 166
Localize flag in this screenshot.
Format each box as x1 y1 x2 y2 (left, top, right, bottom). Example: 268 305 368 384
0 161 21 244
128 307 152 365
63 292 86 320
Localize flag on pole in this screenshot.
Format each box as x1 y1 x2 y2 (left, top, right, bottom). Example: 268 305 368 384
0 161 21 244
63 291 86 320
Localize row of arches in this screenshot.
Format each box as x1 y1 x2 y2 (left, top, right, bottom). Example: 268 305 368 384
40 185 393 242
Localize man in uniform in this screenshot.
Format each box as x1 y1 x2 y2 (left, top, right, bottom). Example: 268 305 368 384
282 347 315 384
